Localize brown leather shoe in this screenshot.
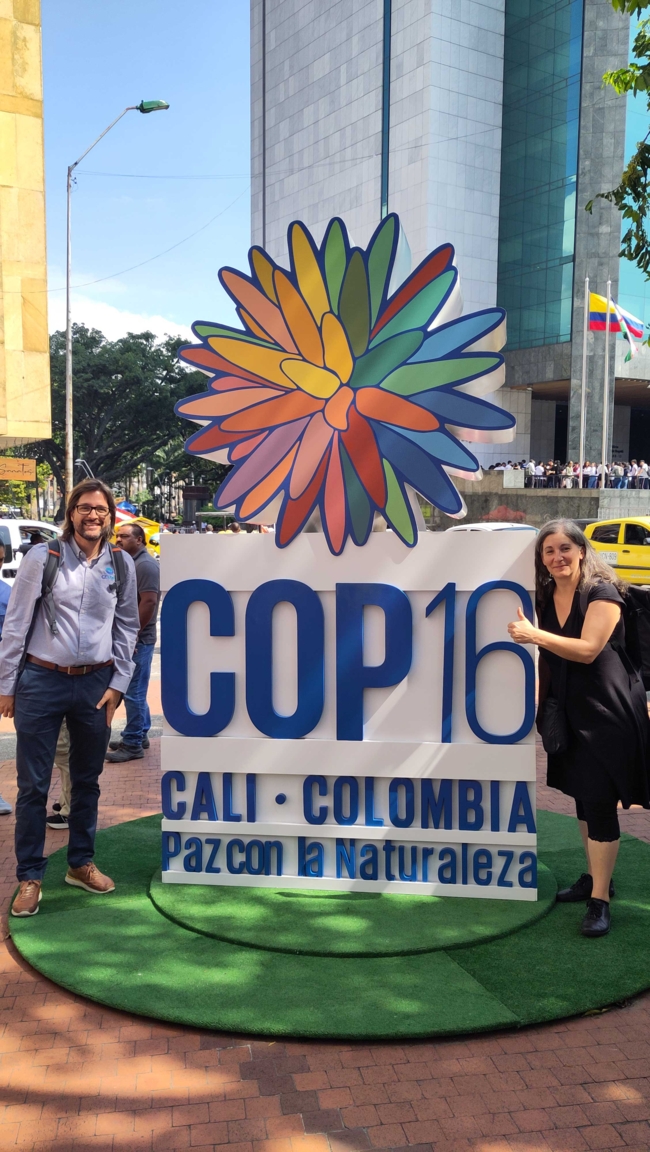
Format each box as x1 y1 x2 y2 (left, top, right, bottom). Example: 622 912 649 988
11 879 42 917
65 862 115 894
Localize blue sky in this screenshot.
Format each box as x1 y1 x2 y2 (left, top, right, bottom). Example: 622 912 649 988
42 0 251 341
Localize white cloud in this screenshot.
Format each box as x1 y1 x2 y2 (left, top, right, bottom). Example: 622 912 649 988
48 293 192 343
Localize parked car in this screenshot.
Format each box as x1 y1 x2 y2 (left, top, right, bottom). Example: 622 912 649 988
585 517 650 585
445 522 537 533
0 519 62 584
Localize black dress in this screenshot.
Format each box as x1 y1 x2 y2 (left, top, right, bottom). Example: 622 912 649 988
539 582 650 809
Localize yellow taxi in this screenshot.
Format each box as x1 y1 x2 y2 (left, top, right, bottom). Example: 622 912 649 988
585 517 650 584
112 516 160 559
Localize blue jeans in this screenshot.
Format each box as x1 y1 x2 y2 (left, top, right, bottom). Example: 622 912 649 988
14 662 113 880
121 641 154 748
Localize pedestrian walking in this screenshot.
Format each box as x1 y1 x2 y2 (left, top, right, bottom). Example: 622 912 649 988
0 479 139 917
106 522 160 762
508 519 650 938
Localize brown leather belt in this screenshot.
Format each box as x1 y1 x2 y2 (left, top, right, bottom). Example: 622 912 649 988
26 655 114 676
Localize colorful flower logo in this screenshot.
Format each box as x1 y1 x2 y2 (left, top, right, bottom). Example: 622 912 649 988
176 215 514 554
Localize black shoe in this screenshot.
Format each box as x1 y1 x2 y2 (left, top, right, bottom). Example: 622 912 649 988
46 812 69 829
105 745 144 763
581 898 611 937
109 735 149 751
556 873 615 903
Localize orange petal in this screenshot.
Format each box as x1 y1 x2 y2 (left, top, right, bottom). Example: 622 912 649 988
274 270 324 366
355 388 440 431
221 269 298 352
321 312 353 383
180 345 267 385
324 385 354 431
290 411 334 498
210 374 284 393
178 387 284 418
278 448 331 547
324 434 346 554
239 443 299 518
221 390 324 432
238 307 275 343
250 247 278 303
341 407 386 507
209 337 298 389
289 222 330 324
230 433 267 461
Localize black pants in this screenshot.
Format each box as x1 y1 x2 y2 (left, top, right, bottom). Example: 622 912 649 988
14 662 113 880
575 797 620 842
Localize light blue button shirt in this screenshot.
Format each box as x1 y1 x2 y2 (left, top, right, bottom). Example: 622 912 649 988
0 538 139 694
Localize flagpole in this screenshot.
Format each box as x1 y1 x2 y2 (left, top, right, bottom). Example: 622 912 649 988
600 278 611 491
579 276 588 488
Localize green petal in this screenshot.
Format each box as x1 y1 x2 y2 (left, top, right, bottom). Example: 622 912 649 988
323 219 348 315
193 323 276 349
370 271 456 346
382 356 503 395
339 250 371 357
383 460 416 545
340 444 373 545
349 331 423 389
367 216 397 326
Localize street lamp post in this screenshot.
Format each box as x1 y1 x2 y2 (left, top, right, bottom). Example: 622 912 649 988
65 99 169 496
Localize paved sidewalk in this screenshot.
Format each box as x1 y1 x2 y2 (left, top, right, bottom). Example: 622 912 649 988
0 744 649 1152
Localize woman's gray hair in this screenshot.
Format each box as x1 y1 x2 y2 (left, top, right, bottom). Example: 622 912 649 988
534 518 626 606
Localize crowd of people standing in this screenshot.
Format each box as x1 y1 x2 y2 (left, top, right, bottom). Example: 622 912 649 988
489 459 650 489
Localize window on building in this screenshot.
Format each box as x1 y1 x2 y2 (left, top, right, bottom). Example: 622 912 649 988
590 524 621 544
496 0 584 350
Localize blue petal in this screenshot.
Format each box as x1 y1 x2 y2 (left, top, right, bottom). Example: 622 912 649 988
372 423 464 515
407 309 505 362
412 388 516 431
384 425 479 472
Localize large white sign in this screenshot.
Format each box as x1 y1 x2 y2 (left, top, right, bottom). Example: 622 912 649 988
159 531 537 899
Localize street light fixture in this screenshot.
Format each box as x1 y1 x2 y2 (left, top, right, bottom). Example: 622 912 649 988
74 458 95 479
65 100 170 495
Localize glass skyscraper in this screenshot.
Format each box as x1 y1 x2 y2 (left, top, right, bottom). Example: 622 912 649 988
497 0 583 350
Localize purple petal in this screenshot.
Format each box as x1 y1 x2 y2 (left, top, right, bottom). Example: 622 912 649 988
215 417 310 507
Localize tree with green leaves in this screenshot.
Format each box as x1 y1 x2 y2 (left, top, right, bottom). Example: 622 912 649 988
587 1 650 275
31 325 226 515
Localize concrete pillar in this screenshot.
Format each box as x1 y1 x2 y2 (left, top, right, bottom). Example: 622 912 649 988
568 0 629 463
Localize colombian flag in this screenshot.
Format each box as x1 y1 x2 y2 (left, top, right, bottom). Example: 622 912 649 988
589 292 644 338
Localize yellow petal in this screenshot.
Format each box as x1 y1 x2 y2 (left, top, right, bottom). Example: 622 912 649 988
281 358 341 399
321 312 353 383
290 223 330 324
274 270 324 366
250 248 278 303
209 337 296 388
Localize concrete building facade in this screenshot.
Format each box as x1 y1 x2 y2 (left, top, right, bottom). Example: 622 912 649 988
0 0 50 446
251 0 644 468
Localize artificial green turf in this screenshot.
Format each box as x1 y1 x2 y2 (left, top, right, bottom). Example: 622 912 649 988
10 810 650 1039
150 865 556 956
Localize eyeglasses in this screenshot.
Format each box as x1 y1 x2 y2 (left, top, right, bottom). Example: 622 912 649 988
75 504 110 519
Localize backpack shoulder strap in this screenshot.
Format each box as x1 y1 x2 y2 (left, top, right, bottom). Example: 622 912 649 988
17 538 64 675
107 543 126 599
40 538 64 635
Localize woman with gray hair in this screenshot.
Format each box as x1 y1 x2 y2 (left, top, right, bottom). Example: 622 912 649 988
508 519 650 938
